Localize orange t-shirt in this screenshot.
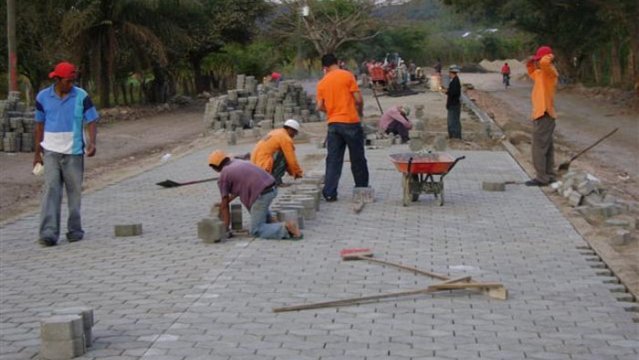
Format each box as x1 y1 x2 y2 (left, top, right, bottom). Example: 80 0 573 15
250 128 303 177
316 69 360 124
527 55 558 120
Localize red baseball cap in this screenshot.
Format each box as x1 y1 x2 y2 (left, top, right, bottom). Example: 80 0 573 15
49 62 77 80
533 46 553 61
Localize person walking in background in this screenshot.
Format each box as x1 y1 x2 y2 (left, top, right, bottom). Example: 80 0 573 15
33 62 99 247
525 46 559 187
501 62 511 88
208 150 302 240
316 53 369 202
434 58 442 75
445 65 462 139
378 105 412 143
251 119 304 186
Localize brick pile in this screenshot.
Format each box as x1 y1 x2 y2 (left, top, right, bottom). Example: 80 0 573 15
203 75 321 133
0 94 36 153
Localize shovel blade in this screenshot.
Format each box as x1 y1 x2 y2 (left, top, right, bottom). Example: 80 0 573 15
558 162 570 172
156 179 182 188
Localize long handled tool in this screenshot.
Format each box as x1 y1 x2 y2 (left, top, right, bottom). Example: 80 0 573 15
273 276 474 313
156 177 218 188
558 127 618 172
371 86 384 115
340 248 507 300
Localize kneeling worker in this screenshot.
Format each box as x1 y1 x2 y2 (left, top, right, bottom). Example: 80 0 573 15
378 105 412 143
251 119 303 185
208 150 302 240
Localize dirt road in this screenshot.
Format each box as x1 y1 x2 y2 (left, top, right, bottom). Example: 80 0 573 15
0 105 207 223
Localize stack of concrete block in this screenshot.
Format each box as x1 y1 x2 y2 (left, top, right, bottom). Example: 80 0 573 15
230 204 243 230
556 171 633 224
203 75 320 133
40 310 93 360
1 95 36 153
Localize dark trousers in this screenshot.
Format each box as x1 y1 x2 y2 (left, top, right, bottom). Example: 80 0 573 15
271 151 287 185
323 123 369 199
385 120 410 143
447 104 462 139
532 114 556 184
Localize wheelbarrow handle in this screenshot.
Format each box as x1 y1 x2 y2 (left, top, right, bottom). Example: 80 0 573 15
407 157 413 175
448 156 465 173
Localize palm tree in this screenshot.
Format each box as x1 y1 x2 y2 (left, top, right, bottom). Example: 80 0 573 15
62 0 168 108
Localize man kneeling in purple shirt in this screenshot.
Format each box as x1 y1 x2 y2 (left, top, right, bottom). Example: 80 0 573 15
378 105 412 143
208 150 302 240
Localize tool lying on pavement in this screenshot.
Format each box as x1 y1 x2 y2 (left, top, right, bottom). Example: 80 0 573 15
272 248 507 312
156 177 218 188
558 127 618 172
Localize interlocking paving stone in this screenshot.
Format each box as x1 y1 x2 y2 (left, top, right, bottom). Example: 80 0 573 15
1 143 638 359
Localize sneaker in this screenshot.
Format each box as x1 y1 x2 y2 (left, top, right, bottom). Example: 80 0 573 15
38 238 57 247
525 179 548 187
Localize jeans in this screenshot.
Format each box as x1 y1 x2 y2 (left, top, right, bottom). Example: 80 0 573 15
323 123 369 199
249 188 289 239
271 152 287 185
532 114 556 184
447 104 462 139
39 151 85 242
386 120 410 143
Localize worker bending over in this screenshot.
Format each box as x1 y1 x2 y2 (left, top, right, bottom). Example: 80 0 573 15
208 150 302 240
378 105 412 143
251 119 303 186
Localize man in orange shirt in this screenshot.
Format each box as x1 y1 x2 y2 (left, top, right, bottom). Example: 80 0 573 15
251 119 303 186
316 53 369 202
526 45 559 186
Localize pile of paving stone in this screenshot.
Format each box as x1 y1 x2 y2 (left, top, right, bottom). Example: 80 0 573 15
203 75 321 133
554 171 638 242
0 95 36 153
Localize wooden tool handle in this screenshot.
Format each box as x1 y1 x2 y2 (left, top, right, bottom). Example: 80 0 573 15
428 282 503 290
272 276 471 313
273 288 430 313
360 256 450 280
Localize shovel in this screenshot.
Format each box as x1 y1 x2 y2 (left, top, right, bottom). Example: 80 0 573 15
558 128 618 172
156 177 218 188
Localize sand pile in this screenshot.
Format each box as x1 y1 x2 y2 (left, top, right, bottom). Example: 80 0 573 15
479 59 526 74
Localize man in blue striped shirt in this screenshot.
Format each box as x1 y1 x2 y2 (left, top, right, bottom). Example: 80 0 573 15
33 62 99 246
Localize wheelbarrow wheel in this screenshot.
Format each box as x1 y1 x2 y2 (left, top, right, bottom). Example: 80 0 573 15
411 175 420 202
402 174 412 207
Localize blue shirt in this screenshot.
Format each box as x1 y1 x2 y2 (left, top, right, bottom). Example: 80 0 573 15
35 85 99 155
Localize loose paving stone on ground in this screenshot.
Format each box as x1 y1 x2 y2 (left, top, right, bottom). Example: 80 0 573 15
1 142 638 360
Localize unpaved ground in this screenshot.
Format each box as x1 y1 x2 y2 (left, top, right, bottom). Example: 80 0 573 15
0 104 208 223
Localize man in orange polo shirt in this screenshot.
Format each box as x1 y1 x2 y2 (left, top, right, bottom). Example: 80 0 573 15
316 54 369 202
251 119 303 186
526 45 559 186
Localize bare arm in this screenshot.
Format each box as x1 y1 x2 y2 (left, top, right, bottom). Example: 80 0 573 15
353 91 363 117
33 122 44 166
85 121 97 157
316 99 326 113
219 195 232 230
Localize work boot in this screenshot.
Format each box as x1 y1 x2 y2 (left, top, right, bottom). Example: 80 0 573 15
38 238 57 247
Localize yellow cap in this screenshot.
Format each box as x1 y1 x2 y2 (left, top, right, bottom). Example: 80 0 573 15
208 150 228 167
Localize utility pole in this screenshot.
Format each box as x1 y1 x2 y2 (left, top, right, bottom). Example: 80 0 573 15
7 0 19 95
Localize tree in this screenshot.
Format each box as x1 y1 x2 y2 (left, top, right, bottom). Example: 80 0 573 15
61 0 168 107
273 0 384 56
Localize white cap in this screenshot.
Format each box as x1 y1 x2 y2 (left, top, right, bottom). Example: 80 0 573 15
284 119 300 131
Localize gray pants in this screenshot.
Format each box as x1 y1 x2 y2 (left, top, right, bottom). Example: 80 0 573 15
447 104 462 139
249 188 289 239
39 151 85 242
532 114 557 184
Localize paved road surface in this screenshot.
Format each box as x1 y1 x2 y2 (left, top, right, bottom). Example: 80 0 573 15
1 140 637 359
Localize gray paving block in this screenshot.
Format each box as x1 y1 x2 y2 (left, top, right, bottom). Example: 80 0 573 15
40 316 84 342
197 218 226 243
114 224 143 237
482 181 505 192
40 338 85 360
